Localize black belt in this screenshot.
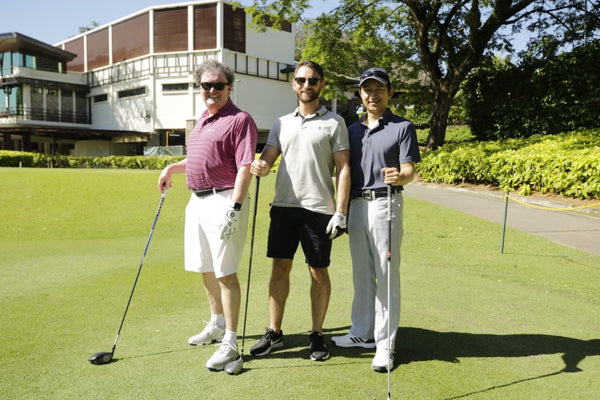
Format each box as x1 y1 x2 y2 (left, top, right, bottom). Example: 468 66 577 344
192 187 232 198
360 187 403 201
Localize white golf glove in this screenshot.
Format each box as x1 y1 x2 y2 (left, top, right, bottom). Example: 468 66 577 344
220 206 241 240
326 212 347 240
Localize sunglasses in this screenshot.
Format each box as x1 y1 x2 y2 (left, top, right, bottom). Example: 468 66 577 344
360 68 390 85
294 77 321 86
200 82 229 91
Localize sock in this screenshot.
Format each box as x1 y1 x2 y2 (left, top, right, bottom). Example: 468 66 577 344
210 313 225 329
223 330 237 346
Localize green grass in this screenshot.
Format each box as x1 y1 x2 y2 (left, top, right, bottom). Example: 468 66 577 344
1 168 598 400
416 125 475 146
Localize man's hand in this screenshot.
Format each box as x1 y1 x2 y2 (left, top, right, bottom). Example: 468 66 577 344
250 159 271 177
326 212 347 240
220 207 241 240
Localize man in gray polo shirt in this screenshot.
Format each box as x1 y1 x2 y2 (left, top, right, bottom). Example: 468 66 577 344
331 67 421 372
249 60 350 362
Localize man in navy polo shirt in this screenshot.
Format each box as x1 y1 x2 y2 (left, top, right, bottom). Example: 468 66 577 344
331 67 421 372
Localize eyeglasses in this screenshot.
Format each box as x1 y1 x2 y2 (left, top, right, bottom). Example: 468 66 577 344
294 77 321 86
200 82 229 91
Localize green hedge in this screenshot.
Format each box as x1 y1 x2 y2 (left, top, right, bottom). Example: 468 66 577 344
418 129 600 199
4 129 600 200
463 40 600 140
0 151 185 169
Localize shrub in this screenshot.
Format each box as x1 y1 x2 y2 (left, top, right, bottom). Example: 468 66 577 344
0 151 185 169
418 129 600 199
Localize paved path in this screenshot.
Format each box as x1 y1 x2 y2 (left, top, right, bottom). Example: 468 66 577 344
403 183 600 256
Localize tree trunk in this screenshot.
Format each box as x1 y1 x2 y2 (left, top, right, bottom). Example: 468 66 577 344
426 89 453 150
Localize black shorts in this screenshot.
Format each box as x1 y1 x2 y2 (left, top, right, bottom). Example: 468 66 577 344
267 206 332 268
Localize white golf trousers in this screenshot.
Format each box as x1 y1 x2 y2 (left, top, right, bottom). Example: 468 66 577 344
347 193 403 351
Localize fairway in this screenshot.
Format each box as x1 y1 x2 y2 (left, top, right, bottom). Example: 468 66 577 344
1 168 598 400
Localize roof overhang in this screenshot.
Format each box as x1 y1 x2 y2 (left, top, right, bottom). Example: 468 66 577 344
0 32 76 62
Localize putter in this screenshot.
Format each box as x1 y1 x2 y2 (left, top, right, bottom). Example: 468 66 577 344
225 176 260 375
386 184 392 400
89 188 167 365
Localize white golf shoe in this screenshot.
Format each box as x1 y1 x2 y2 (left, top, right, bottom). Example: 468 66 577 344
331 333 376 349
372 347 394 372
206 342 239 371
188 321 225 346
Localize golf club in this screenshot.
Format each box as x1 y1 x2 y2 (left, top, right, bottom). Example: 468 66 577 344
225 176 260 375
386 184 392 400
89 188 167 365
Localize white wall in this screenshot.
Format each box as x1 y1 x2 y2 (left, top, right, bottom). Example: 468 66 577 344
153 79 195 129
232 75 296 131
244 14 295 62
90 79 154 132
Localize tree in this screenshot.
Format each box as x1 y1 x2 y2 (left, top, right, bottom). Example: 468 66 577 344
78 21 99 34
245 0 599 149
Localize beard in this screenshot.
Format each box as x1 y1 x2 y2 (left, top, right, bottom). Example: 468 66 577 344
297 89 320 104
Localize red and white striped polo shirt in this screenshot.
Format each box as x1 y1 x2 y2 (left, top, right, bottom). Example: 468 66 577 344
186 100 258 191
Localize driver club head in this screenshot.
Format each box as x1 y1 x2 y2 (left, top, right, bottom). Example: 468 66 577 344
224 355 243 375
89 351 114 365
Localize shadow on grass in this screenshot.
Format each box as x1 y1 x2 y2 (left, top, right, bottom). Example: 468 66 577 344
396 327 600 399
236 327 377 373
397 327 599 372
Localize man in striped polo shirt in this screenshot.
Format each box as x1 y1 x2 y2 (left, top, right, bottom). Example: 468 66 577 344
158 59 258 372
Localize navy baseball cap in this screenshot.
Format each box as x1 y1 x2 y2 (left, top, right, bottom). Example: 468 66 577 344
359 67 390 87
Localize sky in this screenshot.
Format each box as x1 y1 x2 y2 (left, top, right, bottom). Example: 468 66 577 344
4 0 527 52
4 0 337 45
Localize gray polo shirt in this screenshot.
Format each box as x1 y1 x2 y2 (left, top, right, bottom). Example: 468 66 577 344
267 105 349 214
348 108 421 199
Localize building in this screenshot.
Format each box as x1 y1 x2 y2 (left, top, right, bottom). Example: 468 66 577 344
0 0 296 156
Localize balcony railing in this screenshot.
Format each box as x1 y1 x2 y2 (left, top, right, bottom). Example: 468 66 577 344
0 106 90 124
87 50 291 87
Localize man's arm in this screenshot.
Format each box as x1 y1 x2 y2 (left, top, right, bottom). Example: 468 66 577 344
230 164 252 207
382 161 416 186
158 158 187 193
333 149 351 215
250 144 281 177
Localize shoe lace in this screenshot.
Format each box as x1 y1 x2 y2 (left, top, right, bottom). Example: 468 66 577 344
265 328 278 341
215 342 237 354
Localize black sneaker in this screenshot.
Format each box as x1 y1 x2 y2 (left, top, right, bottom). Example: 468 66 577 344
309 331 330 361
250 328 283 356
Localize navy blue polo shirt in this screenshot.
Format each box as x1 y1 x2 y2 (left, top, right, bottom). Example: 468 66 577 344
348 108 421 199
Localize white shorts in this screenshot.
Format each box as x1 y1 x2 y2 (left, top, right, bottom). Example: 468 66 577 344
184 189 250 278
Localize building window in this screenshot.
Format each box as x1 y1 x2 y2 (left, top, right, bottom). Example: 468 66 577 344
94 94 108 103
117 87 146 99
162 83 189 92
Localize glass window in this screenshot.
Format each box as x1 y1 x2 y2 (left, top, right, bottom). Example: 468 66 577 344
8 86 22 114
1 52 10 75
94 94 108 103
162 83 189 92
25 54 35 69
12 52 23 67
0 91 6 111
37 55 59 73
117 87 146 99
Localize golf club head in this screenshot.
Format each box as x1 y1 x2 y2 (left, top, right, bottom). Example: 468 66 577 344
88 351 114 365
224 355 243 375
